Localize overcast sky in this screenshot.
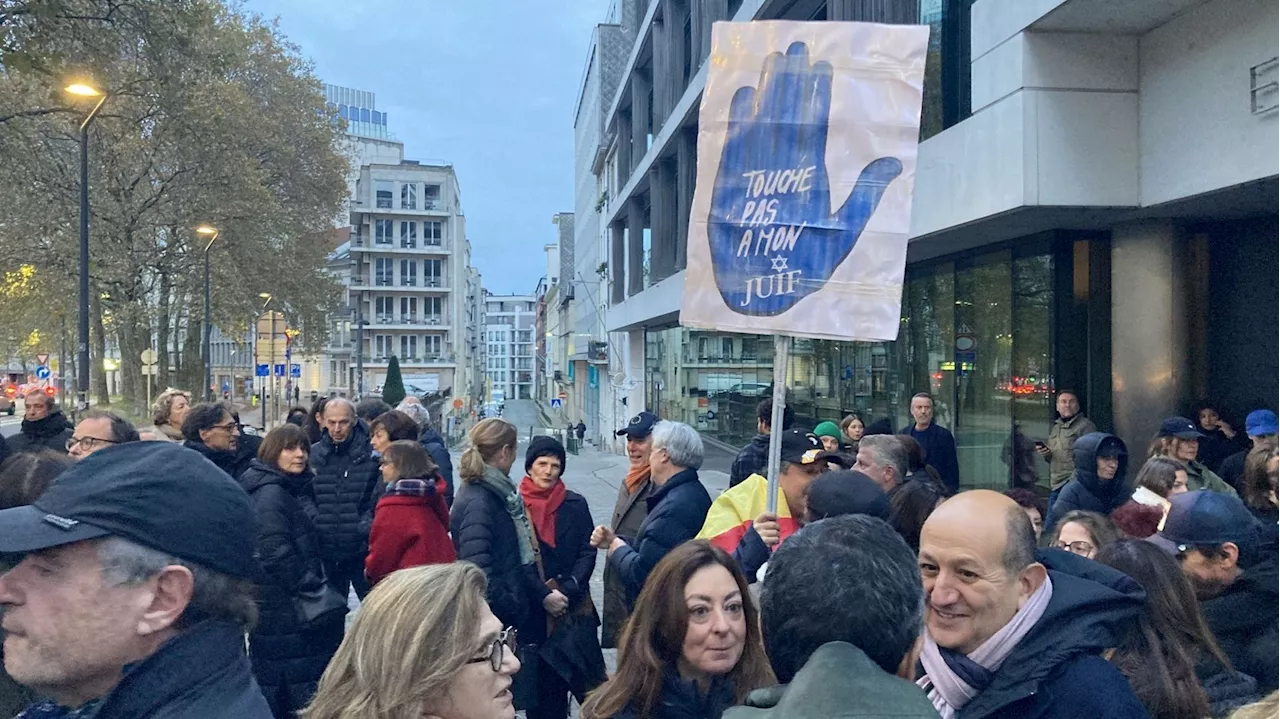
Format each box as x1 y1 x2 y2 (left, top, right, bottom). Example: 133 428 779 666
244 0 604 294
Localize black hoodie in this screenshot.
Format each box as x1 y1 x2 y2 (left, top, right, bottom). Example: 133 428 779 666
1045 432 1128 534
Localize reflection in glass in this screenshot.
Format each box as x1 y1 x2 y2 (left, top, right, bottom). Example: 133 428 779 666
954 253 1012 490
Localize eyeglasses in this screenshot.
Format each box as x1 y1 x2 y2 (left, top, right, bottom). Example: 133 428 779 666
1055 540 1095 556
466 627 517 672
210 421 239 432
66 436 117 452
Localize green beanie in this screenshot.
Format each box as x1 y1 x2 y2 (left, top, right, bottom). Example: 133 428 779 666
813 421 842 439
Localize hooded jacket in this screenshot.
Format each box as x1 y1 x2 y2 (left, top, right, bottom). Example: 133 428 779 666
729 434 771 488
1045 432 1129 534
8 410 73 454
417 426 455 506
1045 413 1097 489
1200 544 1279 693
953 549 1149 719
725 642 938 719
309 422 381 561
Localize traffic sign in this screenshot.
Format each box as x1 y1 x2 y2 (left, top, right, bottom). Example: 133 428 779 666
452 398 464 410
274 364 286 377
289 363 301 378
558 390 568 400
141 365 158 376
140 348 157 365
36 353 49 366
550 398 563 409
255 364 270 377
34 366 50 380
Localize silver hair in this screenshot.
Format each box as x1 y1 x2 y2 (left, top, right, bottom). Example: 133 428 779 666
324 397 356 418
859 435 908 485
396 400 431 427
651 420 704 470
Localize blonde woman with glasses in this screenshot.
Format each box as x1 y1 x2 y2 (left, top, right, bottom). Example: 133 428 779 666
303 563 521 719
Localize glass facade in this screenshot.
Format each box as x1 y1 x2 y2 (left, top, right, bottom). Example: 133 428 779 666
646 240 1068 492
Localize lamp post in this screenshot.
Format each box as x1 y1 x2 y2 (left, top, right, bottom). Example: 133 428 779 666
65 82 107 412
196 225 220 401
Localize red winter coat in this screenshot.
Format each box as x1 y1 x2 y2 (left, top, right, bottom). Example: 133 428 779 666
365 479 455 585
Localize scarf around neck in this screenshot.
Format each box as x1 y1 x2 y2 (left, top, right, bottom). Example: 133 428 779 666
386 477 442 497
624 461 651 493
918 575 1054 718
520 475 567 547
476 465 537 565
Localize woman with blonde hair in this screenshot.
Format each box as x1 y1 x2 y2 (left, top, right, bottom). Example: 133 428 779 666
451 418 549 714
302 563 521 719
152 387 192 442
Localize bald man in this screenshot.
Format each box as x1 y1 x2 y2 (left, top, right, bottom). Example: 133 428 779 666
915 491 1149 719
310 396 380 599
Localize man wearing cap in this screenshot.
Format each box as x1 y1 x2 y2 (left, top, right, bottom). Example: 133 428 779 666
697 429 832 583
1216 409 1278 492
0 442 271 718
1152 416 1237 496
601 410 658 648
1148 491 1278 692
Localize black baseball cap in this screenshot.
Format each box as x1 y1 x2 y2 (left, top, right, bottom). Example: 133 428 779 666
779 429 832 465
806 470 891 521
1147 490 1259 556
616 411 659 438
0 442 256 578
1158 416 1205 440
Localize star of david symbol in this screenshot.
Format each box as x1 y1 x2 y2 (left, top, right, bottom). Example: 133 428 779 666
769 255 789 272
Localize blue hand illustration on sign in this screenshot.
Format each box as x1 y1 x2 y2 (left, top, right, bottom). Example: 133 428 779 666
709 42 903 316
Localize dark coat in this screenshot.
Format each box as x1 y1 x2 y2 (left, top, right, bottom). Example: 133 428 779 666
365 478 455 585
900 422 959 492
238 460 342 715
1196 657 1260 718
603 476 653 649
1201 551 1279 693
535 490 597 612
726 642 938 719
951 550 1149 719
89 621 272 718
8 410 73 454
184 440 251 481
451 476 547 635
730 434 770 488
418 426 455 506
1197 427 1244 474
1216 449 1247 492
1044 432 1129 534
309 422 381 562
612 668 735 719
0 433 10 467
609 467 712 604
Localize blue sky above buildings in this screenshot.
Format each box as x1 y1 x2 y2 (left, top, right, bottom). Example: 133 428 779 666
246 0 602 294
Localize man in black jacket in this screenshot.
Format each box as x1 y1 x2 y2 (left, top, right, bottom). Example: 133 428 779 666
310 398 380 599
1149 491 1278 692
729 398 795 488
419 422 455 506
8 392 74 455
0 442 271 718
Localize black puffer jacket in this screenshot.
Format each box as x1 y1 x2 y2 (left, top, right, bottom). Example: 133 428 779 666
8 410 73 454
184 440 251 481
419 426 454 506
309 423 381 562
1201 548 1279 693
238 460 343 715
451 474 547 634
612 668 735 719
610 467 712 603
729 435 770 488
1045 432 1129 534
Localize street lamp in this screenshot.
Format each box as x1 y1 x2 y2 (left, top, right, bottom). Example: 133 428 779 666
65 81 107 412
196 225 219 401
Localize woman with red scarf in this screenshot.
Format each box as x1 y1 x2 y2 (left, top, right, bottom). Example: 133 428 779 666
519 436 603 719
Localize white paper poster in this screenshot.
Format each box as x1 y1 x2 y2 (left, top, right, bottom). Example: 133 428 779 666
680 21 928 342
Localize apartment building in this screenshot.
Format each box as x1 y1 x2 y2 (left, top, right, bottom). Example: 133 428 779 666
483 292 537 402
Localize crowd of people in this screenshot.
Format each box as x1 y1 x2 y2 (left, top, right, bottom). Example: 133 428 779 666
0 387 1274 719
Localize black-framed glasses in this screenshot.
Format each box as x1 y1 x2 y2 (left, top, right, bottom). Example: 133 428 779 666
466 627 516 672
66 436 118 452
1055 540 1095 556
210 421 238 432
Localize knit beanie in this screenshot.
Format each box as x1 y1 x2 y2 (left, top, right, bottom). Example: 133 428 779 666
813 421 842 439
525 435 567 474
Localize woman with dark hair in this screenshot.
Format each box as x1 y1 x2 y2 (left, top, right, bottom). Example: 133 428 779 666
839 412 865 451
365 440 454 586
286 406 310 427
1241 442 1278 524
1096 540 1259 719
1002 487 1046 541
239 424 344 718
888 478 948 552
369 409 420 455
1192 401 1245 472
581 541 775 719
0 449 69 509
303 396 330 445
1108 456 1191 538
897 434 943 487
1047 509 1118 559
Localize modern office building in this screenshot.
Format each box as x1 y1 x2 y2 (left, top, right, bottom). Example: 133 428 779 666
590 0 1278 489
483 292 537 401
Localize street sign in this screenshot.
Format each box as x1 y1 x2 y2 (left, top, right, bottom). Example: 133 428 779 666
35 353 49 366
274 364 286 377
34 366 50 380
141 365 158 376
452 398 464 410
255 364 270 377
289 364 301 378
558 390 568 400
550 398 563 409
140 348 157 365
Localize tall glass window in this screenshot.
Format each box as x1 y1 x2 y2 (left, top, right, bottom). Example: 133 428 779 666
376 181 393 209
401 183 417 210
375 220 393 245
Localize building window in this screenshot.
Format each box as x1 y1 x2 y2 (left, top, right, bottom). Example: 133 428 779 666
401 297 417 323
374 335 392 359
400 259 417 286
375 219 393 245
401 221 417 248
424 259 442 287
423 184 441 210
375 258 394 286
425 335 443 357
400 335 418 360
425 296 442 318
375 296 393 322
424 221 443 246
376 181 393 209
401 183 417 210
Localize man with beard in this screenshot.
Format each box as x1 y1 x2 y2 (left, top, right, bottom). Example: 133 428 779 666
1148 491 1278 692
8 392 73 455
601 411 658 649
